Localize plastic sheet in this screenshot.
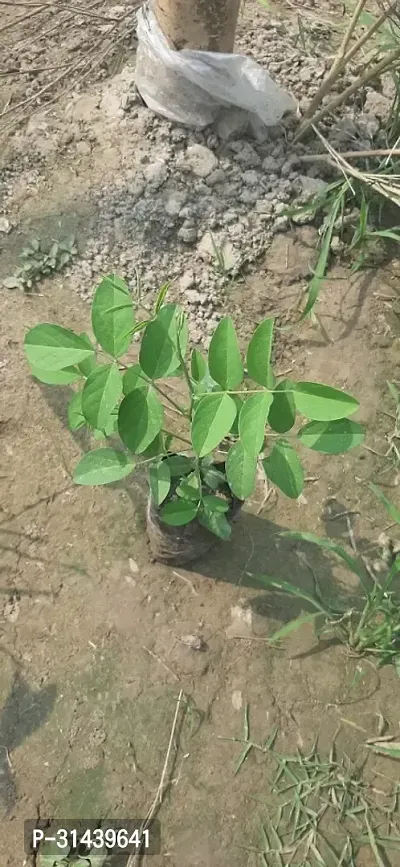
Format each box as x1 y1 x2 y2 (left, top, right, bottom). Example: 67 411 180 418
135 3 297 130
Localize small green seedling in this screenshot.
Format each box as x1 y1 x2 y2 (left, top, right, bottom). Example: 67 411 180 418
4 235 77 291
24 274 363 540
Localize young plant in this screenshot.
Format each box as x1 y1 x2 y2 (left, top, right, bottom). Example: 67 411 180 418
4 236 77 292
24 274 364 541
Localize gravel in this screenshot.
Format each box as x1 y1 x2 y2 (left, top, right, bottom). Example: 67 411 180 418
0 1 393 346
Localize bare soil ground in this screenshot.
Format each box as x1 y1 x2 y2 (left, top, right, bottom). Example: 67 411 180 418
1 2 400 867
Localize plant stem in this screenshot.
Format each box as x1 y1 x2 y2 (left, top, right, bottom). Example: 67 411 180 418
295 45 400 141
136 369 188 417
300 0 368 123
299 148 400 162
342 0 399 68
162 428 191 446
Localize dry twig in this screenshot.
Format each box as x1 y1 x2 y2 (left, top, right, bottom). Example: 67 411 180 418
126 690 184 867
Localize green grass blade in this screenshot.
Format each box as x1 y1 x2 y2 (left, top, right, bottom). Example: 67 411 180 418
301 190 345 318
366 741 400 759
249 573 331 616
267 613 320 642
369 483 400 525
365 813 386 867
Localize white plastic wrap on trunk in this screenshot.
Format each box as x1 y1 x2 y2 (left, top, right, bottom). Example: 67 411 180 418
135 3 297 129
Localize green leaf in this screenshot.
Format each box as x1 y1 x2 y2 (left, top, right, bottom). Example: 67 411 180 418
191 393 237 457
149 460 171 506
198 507 232 540
191 348 207 383
293 382 359 421
298 418 364 454
93 413 118 440
369 484 400 525
165 454 194 477
263 439 304 498
30 365 81 385
73 448 135 485
142 432 165 458
202 466 226 491
155 281 169 313
139 304 188 379
208 317 244 390
366 742 400 759
246 318 274 388
118 388 164 454
176 473 201 501
25 324 94 371
122 363 148 395
302 190 344 318
81 363 122 430
226 441 257 499
230 394 243 436
268 380 296 433
91 274 134 358
68 391 86 431
160 498 198 526
202 494 230 513
77 332 97 377
250 574 330 616
267 613 320 643
239 392 272 457
192 367 219 397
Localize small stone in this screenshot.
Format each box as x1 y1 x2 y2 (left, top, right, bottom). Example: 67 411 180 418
242 170 260 186
262 155 280 172
222 210 238 223
207 168 226 186
185 144 218 178
299 175 328 197
226 603 253 639
197 232 216 261
273 215 289 231
0 217 11 233
234 144 262 168
180 634 204 651
129 558 139 574
363 89 391 120
164 190 188 216
256 199 273 215
179 270 195 291
145 161 168 188
178 223 198 244
232 690 243 711
240 189 258 204
186 289 201 304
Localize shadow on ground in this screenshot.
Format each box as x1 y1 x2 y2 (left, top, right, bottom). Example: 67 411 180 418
0 668 57 811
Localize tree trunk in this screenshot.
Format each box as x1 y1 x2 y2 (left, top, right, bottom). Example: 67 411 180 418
154 0 241 52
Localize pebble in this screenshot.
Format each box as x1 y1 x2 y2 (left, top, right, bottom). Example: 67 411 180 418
185 144 218 178
178 223 198 244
